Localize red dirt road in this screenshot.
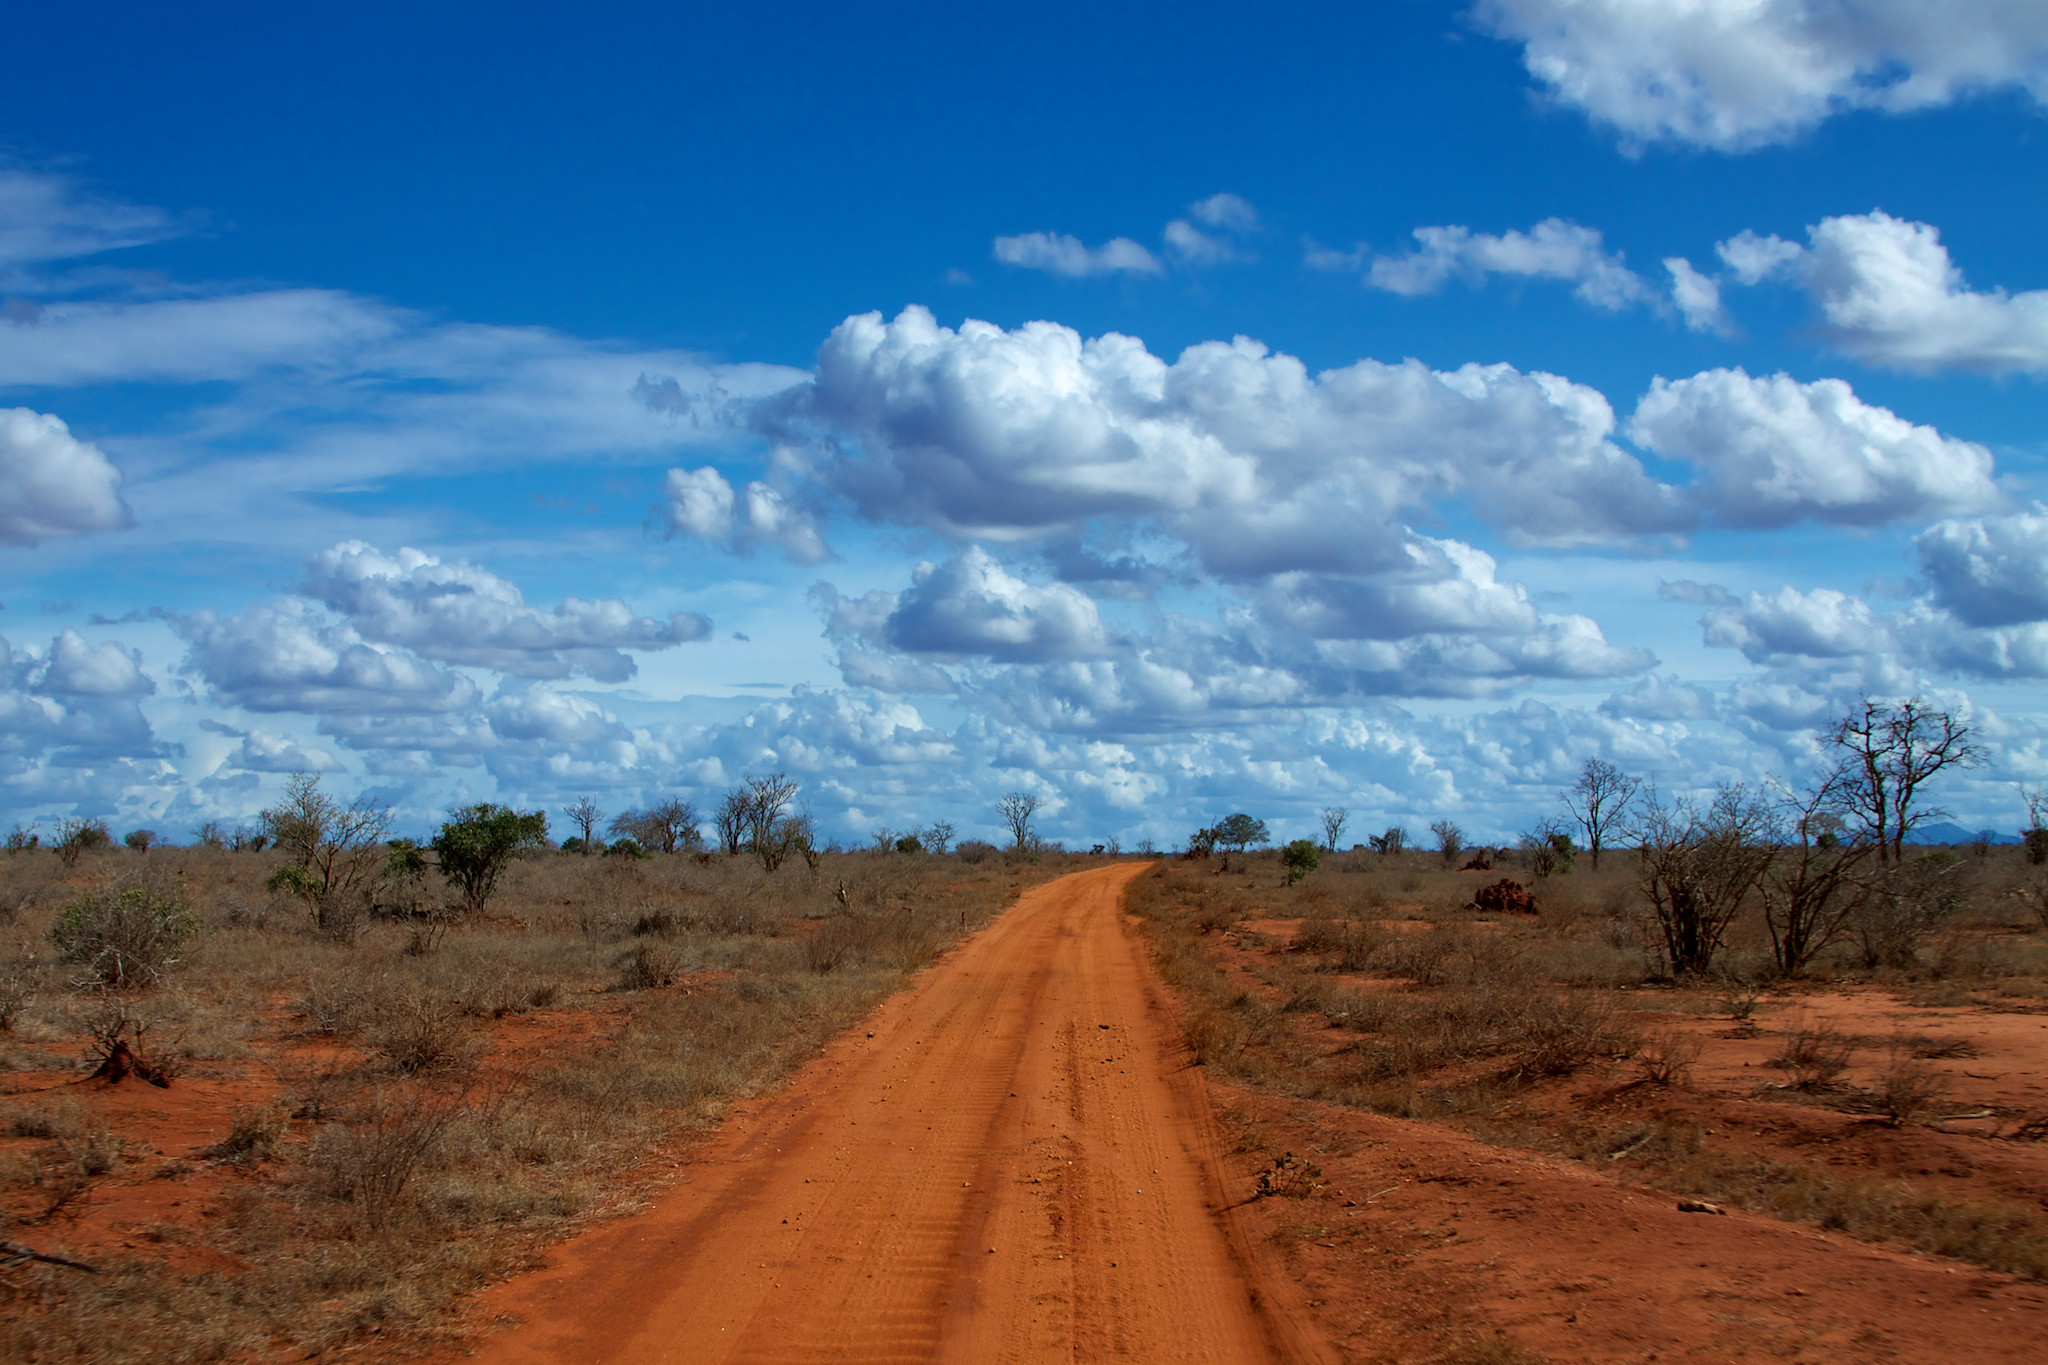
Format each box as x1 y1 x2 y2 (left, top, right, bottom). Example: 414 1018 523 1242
461 862 1331 1364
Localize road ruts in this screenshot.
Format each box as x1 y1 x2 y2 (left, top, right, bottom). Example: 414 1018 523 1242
463 862 1333 1365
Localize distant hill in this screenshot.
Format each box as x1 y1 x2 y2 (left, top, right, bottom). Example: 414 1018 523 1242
1906 822 2022 846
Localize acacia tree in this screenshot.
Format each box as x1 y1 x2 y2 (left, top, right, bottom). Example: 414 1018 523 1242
1826 699 1984 862
1212 813 1269 852
1563 758 1639 869
1319 806 1349 852
431 804 549 915
998 792 1040 851
1633 784 1774 976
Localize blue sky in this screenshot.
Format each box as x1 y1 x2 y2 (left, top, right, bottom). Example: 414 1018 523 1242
4 0 2047 847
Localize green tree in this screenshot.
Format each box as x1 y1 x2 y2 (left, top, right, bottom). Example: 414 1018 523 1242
431 804 549 915
1212 813 1269 852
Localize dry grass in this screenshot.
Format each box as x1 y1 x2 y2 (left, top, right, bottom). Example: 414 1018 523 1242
0 841 1074 1361
1126 844 2048 1283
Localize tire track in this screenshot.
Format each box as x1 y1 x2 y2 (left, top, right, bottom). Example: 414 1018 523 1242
463 863 1329 1364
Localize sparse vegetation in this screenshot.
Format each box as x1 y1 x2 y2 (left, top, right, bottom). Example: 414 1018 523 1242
0 830 1077 1361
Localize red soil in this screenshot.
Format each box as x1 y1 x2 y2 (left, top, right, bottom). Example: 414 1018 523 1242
450 861 1331 1363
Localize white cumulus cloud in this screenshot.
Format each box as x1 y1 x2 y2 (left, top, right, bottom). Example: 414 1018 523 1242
302 541 711 684
771 306 1687 560
1628 367 2001 529
0 408 131 545
172 599 482 716
1917 509 2048 627
661 466 830 563
1474 0 2048 150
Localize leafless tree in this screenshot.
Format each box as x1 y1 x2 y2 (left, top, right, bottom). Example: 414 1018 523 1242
1563 758 1640 869
617 797 701 854
741 774 802 870
1826 699 1984 863
998 792 1039 851
563 798 603 852
1759 774 1876 976
1429 818 1465 866
1632 784 1774 976
713 789 749 856
1319 806 1349 852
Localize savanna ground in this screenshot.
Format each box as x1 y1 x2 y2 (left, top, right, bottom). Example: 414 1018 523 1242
1131 842 2048 1362
10 837 2048 1362
0 840 1073 1361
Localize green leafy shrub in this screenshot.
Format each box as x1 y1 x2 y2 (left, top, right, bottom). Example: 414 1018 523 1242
1282 838 1320 885
49 886 198 988
431 803 549 914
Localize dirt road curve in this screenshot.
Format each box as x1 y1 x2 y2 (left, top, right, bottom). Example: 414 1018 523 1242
465 863 1331 1365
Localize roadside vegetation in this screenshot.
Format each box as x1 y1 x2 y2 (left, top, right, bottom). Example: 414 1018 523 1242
1134 700 2048 1284
0 775 1077 1362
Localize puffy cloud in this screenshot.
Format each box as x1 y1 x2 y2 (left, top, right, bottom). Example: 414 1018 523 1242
302 541 710 682
1363 219 1653 311
1716 229 1806 285
0 630 160 766
1473 0 2048 150
1629 368 2000 528
172 599 482 716
773 307 1686 557
1702 585 1890 663
1684 575 2048 696
200 722 342 774
1798 212 2048 373
992 232 1160 277
1664 257 1731 334
1917 509 2048 627
1708 212 2048 373
660 466 830 562
880 549 1115 662
0 408 131 545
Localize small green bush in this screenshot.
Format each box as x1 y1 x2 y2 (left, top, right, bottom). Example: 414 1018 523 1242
1282 838 1320 885
49 886 198 988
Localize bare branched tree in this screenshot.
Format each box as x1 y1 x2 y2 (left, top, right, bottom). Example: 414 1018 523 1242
742 774 802 871
1760 774 1876 976
1563 758 1640 869
713 789 749 857
1632 783 1773 976
1318 806 1349 852
1826 698 1984 863
563 798 603 852
1429 818 1465 867
998 792 1039 851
